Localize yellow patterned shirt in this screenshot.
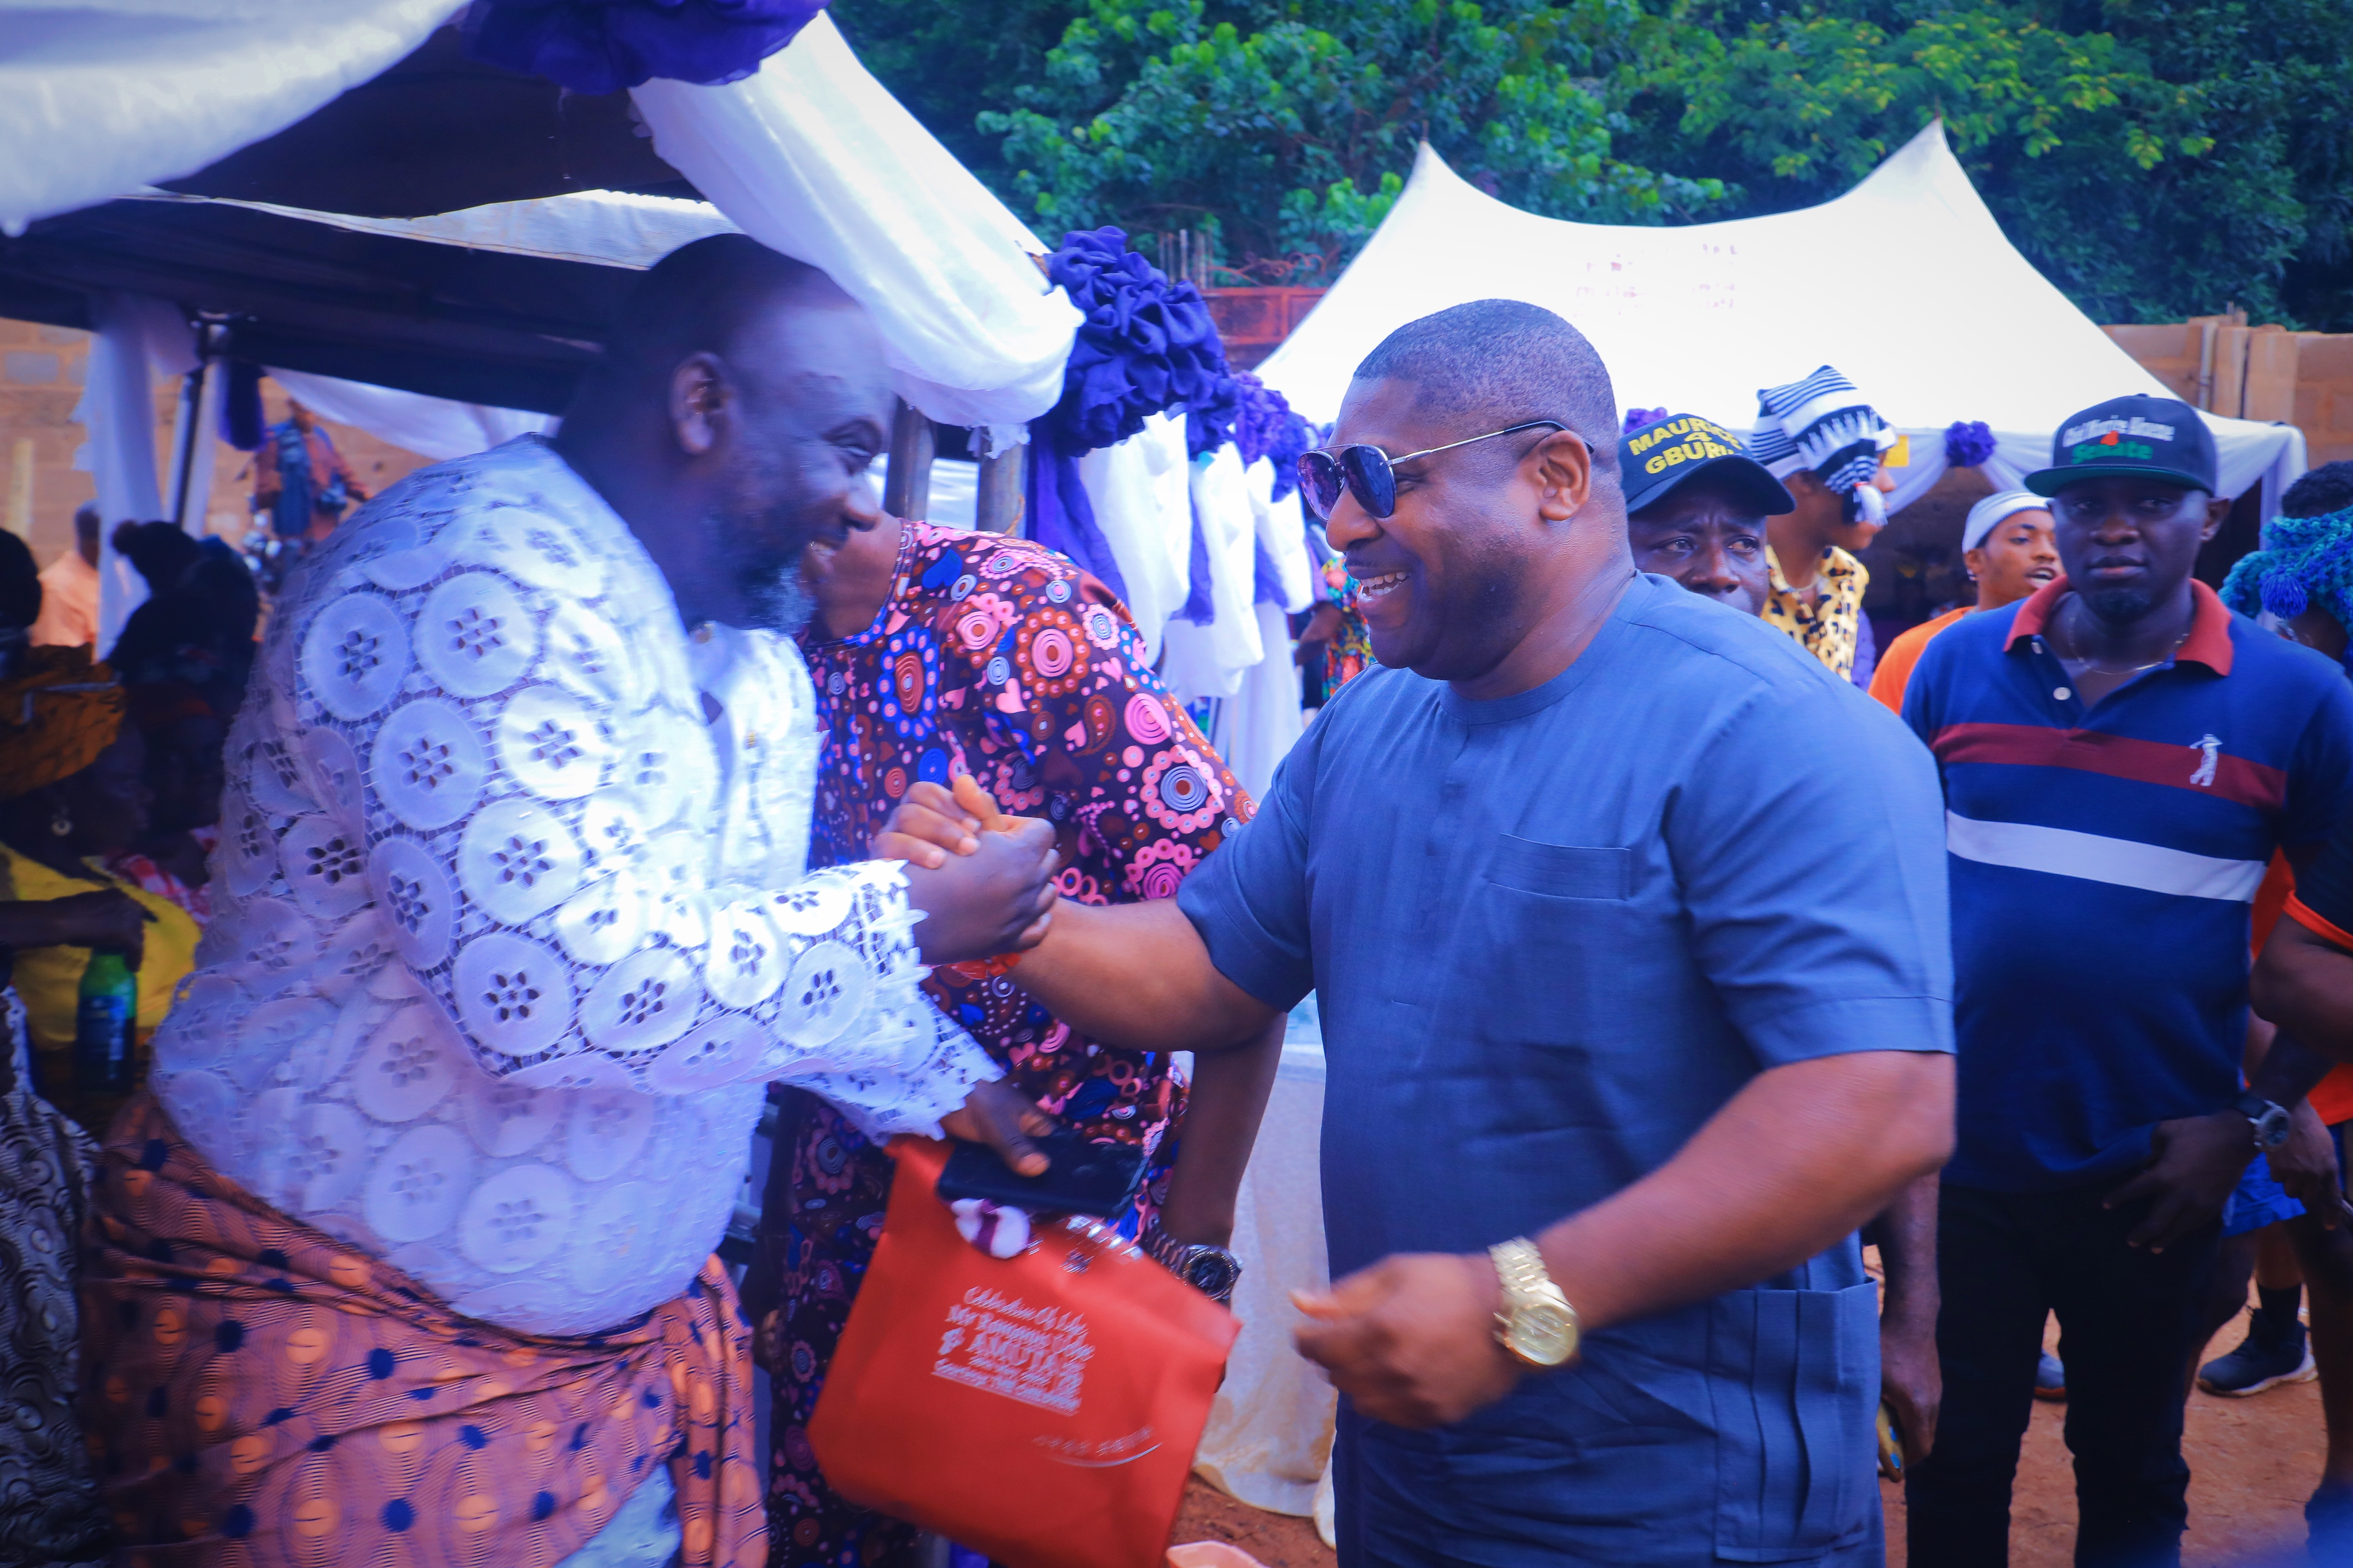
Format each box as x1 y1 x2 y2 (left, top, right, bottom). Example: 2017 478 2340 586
1762 546 1869 679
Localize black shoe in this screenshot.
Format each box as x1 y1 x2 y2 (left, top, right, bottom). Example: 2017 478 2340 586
2198 1315 2316 1397
2032 1349 2066 1401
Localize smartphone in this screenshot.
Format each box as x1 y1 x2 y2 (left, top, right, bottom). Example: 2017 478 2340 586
936 1127 1148 1219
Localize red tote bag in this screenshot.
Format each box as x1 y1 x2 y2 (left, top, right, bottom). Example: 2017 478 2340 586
808 1138 1241 1568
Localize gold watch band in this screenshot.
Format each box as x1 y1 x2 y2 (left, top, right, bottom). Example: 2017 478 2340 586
1490 1236 1580 1369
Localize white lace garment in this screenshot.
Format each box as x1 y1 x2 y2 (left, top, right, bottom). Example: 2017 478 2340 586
151 436 997 1335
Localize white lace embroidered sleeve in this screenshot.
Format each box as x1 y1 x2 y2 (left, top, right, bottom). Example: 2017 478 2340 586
207 441 986 1109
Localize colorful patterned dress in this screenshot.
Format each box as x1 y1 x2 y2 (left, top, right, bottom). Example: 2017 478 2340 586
1316 554 1375 697
746 520 1251 1566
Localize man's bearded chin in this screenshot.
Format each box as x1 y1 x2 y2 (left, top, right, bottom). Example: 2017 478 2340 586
712 510 818 635
2081 584 2156 625
735 555 816 635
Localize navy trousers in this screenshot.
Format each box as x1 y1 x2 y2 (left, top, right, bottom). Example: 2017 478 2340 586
1905 1181 2221 1568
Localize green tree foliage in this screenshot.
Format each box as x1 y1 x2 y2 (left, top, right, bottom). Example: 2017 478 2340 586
830 0 2353 326
958 1 1726 276
1613 1 2350 327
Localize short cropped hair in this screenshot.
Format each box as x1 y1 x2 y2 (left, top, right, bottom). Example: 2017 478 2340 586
1352 300 1617 449
2282 461 2353 519
600 234 839 383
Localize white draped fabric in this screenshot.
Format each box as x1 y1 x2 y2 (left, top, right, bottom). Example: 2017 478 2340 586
631 14 1079 434
1256 122 2305 515
265 366 556 463
0 0 464 237
4 10 1078 436
1192 1033 1336 1528
74 291 198 654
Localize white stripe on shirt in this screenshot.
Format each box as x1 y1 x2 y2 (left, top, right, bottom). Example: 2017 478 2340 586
1945 811 2267 903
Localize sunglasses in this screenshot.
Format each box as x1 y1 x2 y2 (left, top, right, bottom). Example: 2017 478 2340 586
1296 420 1577 521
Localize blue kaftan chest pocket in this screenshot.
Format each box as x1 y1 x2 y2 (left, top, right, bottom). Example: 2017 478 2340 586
1707 1280 1879 1562
1483 837 1633 901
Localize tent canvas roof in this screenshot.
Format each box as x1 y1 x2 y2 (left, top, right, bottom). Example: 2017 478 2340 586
1256 123 2301 508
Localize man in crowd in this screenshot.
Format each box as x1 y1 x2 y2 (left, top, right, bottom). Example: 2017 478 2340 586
1619 410 1785 613
2224 459 2353 1554
1009 299 1955 1563
750 503 1279 1560
1870 490 2059 711
29 500 99 648
252 400 365 542
1901 394 2353 1566
75 235 1064 1568
1749 366 1901 685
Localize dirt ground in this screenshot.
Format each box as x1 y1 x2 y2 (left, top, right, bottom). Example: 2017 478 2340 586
1172 1307 2331 1567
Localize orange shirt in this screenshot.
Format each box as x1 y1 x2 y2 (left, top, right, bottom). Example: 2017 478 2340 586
1868 606 1970 714
2253 854 2353 1125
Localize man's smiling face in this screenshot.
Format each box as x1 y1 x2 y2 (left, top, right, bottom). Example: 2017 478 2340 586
1319 377 1568 682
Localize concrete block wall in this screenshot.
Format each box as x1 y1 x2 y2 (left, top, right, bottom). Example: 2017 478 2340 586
2104 317 2353 468
0 318 438 567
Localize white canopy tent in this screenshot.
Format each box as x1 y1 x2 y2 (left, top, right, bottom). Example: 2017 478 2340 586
1256 122 2305 516
18 8 1306 788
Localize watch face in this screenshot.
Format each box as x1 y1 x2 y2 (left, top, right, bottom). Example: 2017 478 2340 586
1184 1250 1241 1297
2259 1109 2293 1150
1506 1300 1579 1368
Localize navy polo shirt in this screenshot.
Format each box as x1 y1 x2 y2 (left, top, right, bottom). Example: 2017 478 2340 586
1178 573 1952 1565
1904 577 2353 1194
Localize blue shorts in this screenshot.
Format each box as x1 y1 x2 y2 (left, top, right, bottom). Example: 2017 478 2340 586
2223 1152 2305 1238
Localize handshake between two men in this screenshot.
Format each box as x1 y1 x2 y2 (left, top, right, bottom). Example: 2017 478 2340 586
871 774 1069 1178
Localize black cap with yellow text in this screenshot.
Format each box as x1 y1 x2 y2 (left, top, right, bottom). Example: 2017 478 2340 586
1619 413 1795 519
2024 393 2217 496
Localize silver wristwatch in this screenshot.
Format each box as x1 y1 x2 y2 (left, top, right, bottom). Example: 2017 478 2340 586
1141 1221 1243 1306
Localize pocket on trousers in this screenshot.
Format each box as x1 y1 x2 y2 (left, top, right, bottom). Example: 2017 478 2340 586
1707 1280 1878 1562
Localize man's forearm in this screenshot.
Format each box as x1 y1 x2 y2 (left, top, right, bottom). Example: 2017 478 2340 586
2254 922 2353 1061
1156 1017 1287 1248
1536 1051 1954 1334
2253 1029 2342 1107
1013 897 1276 1052
1866 1172 1941 1331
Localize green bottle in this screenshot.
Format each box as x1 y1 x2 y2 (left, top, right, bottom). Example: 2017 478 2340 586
73 948 137 1095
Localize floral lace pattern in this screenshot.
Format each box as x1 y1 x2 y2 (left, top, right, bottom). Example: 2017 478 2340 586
149 437 996 1337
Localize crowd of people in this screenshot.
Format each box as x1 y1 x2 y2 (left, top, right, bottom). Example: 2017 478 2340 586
3 229 2353 1568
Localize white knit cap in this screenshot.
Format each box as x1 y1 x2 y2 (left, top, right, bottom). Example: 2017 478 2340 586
1962 491 2050 554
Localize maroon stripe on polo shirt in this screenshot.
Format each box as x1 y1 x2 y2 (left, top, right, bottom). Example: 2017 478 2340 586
1930 721 2287 813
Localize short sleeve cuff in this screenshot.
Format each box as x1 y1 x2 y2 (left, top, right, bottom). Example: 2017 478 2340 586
1176 870 1313 1014
1735 994 1955 1072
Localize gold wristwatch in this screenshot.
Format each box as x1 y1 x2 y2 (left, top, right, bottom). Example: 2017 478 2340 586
1489 1238 1580 1369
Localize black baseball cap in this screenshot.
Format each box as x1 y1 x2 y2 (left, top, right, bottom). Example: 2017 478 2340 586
1619 414 1793 519
2024 393 2217 497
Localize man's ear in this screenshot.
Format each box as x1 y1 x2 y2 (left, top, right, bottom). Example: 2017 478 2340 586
669 352 730 458
2202 493 2231 542
1533 430 1594 523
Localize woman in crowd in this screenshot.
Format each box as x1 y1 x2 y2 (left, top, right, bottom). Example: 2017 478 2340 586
746 509 1280 1565
0 643 199 1133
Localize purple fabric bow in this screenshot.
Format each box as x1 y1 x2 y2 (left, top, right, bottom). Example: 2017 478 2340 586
1028 227 1243 604
1230 373 1313 503
461 0 827 95
1945 420 1997 469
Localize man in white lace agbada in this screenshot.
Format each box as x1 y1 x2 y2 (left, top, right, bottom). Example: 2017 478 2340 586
78 237 1062 1568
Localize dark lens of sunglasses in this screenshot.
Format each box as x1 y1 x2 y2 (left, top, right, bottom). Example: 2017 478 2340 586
1341 445 1398 520
1298 452 1345 519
